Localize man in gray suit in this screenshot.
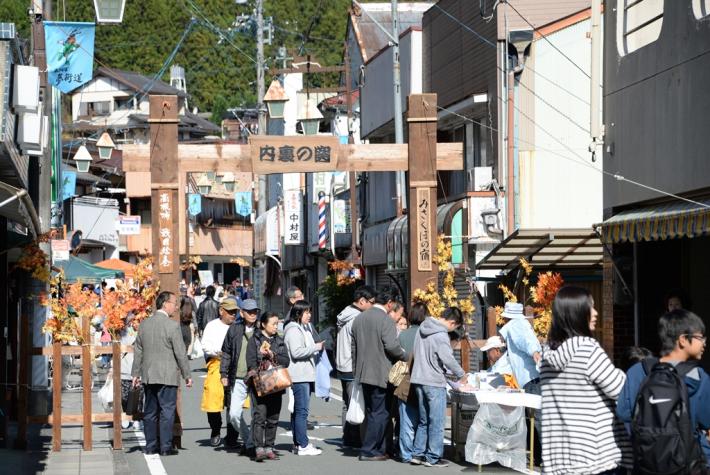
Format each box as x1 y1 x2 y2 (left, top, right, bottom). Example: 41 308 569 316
132 291 192 456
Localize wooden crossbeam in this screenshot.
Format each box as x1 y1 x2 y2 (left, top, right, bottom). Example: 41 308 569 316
121 142 463 174
28 413 133 424
32 345 134 356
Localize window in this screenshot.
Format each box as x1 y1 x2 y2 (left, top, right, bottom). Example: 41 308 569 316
79 100 111 118
616 0 664 56
131 198 151 225
693 0 710 19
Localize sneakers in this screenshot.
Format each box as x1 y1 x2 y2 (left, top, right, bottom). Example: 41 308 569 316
121 420 131 429
265 448 279 460
423 459 450 468
409 457 423 465
297 443 322 456
209 435 222 447
255 448 267 462
132 421 142 431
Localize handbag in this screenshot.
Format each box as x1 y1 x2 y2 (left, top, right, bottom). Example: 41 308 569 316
253 360 292 397
345 380 365 424
126 385 141 415
393 355 415 402
98 373 113 409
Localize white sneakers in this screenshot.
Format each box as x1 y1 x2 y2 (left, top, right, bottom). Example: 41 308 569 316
298 444 322 456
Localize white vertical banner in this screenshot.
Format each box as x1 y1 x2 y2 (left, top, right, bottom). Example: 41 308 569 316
283 173 302 245
312 172 332 203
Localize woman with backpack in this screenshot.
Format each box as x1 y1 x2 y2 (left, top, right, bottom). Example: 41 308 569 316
540 286 631 474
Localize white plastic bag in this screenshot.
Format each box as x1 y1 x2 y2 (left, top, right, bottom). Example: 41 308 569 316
98 373 113 410
287 387 294 414
465 403 527 472
190 337 204 359
345 380 365 425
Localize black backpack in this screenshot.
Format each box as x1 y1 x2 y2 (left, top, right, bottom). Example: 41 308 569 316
631 357 707 475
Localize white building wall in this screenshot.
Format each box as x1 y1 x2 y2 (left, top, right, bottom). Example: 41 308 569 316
518 18 603 229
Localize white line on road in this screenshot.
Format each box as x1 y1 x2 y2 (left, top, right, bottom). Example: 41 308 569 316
133 426 168 475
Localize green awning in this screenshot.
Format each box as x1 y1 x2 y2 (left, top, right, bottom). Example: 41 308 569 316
55 256 124 284
600 199 710 244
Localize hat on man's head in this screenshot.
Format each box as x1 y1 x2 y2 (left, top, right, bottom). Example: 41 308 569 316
480 335 506 352
501 302 530 319
240 299 260 313
220 297 239 311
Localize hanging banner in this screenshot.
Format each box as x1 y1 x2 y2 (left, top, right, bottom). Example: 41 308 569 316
333 199 350 234
60 171 76 201
188 193 202 216
44 22 96 93
234 191 252 217
283 189 302 245
50 239 70 263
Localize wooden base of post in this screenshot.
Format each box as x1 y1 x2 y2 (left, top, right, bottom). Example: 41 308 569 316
112 342 122 450
52 341 62 451
14 313 29 450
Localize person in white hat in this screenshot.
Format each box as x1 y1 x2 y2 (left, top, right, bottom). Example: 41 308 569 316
498 302 541 390
480 335 512 375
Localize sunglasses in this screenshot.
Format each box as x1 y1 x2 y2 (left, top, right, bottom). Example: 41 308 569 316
225 309 239 315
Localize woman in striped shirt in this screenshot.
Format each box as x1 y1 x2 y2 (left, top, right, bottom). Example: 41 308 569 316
540 286 631 475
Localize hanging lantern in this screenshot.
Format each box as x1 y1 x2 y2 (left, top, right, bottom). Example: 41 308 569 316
263 80 289 119
222 172 236 192
96 132 116 160
93 0 127 23
298 98 323 136
197 174 212 195
73 145 93 173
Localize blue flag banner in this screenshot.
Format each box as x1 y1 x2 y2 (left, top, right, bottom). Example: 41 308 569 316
234 192 252 217
60 171 76 202
44 22 95 94
188 193 202 216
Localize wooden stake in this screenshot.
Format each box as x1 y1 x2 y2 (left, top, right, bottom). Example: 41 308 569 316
15 313 29 450
407 94 439 301
52 341 62 452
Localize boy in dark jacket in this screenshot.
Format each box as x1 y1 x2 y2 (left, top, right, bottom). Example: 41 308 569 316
617 309 710 466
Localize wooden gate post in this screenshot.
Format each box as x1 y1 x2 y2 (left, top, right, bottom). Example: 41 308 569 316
112 341 122 449
407 94 439 302
82 315 92 450
52 340 62 451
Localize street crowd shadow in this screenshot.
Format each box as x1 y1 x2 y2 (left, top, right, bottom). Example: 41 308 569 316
321 438 359 457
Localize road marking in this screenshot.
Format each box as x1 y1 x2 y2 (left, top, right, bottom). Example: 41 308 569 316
329 391 343 402
133 426 168 475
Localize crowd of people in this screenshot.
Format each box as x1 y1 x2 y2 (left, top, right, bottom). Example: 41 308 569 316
125 282 710 474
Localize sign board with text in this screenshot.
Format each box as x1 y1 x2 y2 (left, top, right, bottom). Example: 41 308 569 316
249 135 340 174
51 239 70 263
157 191 174 273
116 215 141 235
416 187 432 271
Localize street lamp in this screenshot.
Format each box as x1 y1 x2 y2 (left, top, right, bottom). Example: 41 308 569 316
73 145 93 173
96 132 116 160
263 80 289 119
299 98 323 136
222 172 236 192
93 0 127 23
197 174 212 195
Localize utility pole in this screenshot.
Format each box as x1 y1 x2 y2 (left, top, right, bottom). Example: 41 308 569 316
256 0 267 216
391 0 406 215
589 0 603 159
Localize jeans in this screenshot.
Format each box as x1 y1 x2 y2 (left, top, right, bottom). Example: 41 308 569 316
361 383 389 457
291 382 311 448
399 398 424 462
414 384 446 464
523 378 542 445
228 379 253 448
251 391 283 449
341 378 363 447
143 384 177 453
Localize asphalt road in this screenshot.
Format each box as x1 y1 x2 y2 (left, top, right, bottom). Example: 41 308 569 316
118 360 518 475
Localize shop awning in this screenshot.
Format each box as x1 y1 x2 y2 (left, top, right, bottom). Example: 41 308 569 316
95 258 136 278
55 256 125 283
476 228 603 271
599 199 710 244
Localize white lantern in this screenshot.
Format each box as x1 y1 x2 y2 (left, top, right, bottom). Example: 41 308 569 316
298 98 323 136
73 145 93 173
93 0 127 23
263 80 289 119
96 132 115 160
197 175 212 195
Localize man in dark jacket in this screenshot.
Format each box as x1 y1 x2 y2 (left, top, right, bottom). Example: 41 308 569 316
351 286 406 461
220 298 260 450
197 285 220 335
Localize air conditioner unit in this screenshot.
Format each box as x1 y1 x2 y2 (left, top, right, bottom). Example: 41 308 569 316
26 115 49 157
17 102 43 152
12 65 40 114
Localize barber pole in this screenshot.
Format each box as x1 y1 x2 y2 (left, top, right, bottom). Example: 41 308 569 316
318 191 327 249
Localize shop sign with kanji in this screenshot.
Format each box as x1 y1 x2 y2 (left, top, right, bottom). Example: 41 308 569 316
283 188 303 245
416 188 432 271
158 191 174 273
250 136 339 174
